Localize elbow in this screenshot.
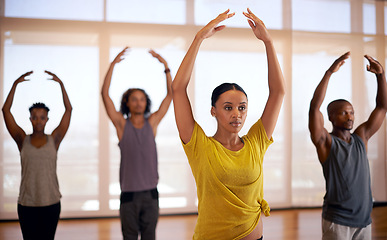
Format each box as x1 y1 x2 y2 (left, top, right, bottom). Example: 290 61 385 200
66 104 73 114
101 87 108 99
279 88 286 98
276 88 286 100
2 105 9 114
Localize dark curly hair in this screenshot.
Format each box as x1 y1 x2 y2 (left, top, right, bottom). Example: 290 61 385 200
211 83 248 107
29 102 50 113
120 88 151 118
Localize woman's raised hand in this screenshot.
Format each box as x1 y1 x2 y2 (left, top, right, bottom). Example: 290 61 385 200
243 8 271 43
149 49 167 65
113 47 130 64
45 70 62 83
196 9 235 40
15 71 33 84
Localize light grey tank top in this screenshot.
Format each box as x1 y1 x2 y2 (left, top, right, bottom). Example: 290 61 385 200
119 118 158 192
19 135 61 206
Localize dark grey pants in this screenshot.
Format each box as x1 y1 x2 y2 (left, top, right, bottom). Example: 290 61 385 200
18 202 61 240
120 189 159 240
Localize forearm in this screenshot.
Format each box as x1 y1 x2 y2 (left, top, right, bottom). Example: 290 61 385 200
101 62 115 96
59 81 72 111
310 71 332 110
264 41 285 96
163 63 172 96
2 82 18 112
165 72 172 96
375 72 387 110
172 37 203 93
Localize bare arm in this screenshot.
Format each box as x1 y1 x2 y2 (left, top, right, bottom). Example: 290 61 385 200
308 52 349 163
47 71 73 150
243 8 285 139
148 50 173 134
101 47 128 137
354 55 387 144
2 72 31 151
172 10 235 144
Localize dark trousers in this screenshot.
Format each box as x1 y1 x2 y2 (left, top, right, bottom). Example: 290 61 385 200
120 189 159 240
17 202 61 240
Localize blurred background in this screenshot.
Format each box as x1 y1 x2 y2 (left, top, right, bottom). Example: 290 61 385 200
0 0 386 219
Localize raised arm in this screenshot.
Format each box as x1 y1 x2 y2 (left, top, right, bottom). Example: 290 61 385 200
101 47 128 132
172 10 235 144
243 8 285 139
47 71 73 150
2 72 31 151
148 50 173 132
354 55 387 144
308 52 349 162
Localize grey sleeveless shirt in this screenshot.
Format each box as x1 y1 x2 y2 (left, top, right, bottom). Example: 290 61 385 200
19 135 61 206
322 133 372 228
119 118 158 192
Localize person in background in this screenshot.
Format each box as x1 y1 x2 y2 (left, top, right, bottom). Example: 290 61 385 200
172 9 285 240
2 70 72 240
308 52 387 240
101 47 172 240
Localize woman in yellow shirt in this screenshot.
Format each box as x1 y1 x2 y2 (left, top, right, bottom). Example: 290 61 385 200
172 8 285 240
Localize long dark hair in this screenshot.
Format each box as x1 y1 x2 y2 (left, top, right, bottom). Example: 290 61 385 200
211 83 247 107
120 88 151 118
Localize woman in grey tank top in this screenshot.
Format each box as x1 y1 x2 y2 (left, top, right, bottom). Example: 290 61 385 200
2 70 72 240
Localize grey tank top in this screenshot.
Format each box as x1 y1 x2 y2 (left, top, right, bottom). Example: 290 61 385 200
119 118 158 192
322 133 372 228
19 135 61 206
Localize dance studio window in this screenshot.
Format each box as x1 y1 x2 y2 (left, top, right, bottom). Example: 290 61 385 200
5 0 104 21
1 31 100 217
292 0 351 33
194 0 283 29
106 0 186 24
385 5 387 35
363 3 376 35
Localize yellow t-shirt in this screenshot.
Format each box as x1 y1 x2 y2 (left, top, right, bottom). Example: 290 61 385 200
183 119 273 240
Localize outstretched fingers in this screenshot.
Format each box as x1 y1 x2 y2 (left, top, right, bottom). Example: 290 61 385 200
149 49 167 65
212 9 235 31
197 9 235 40
114 47 130 63
328 52 350 73
243 8 271 42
